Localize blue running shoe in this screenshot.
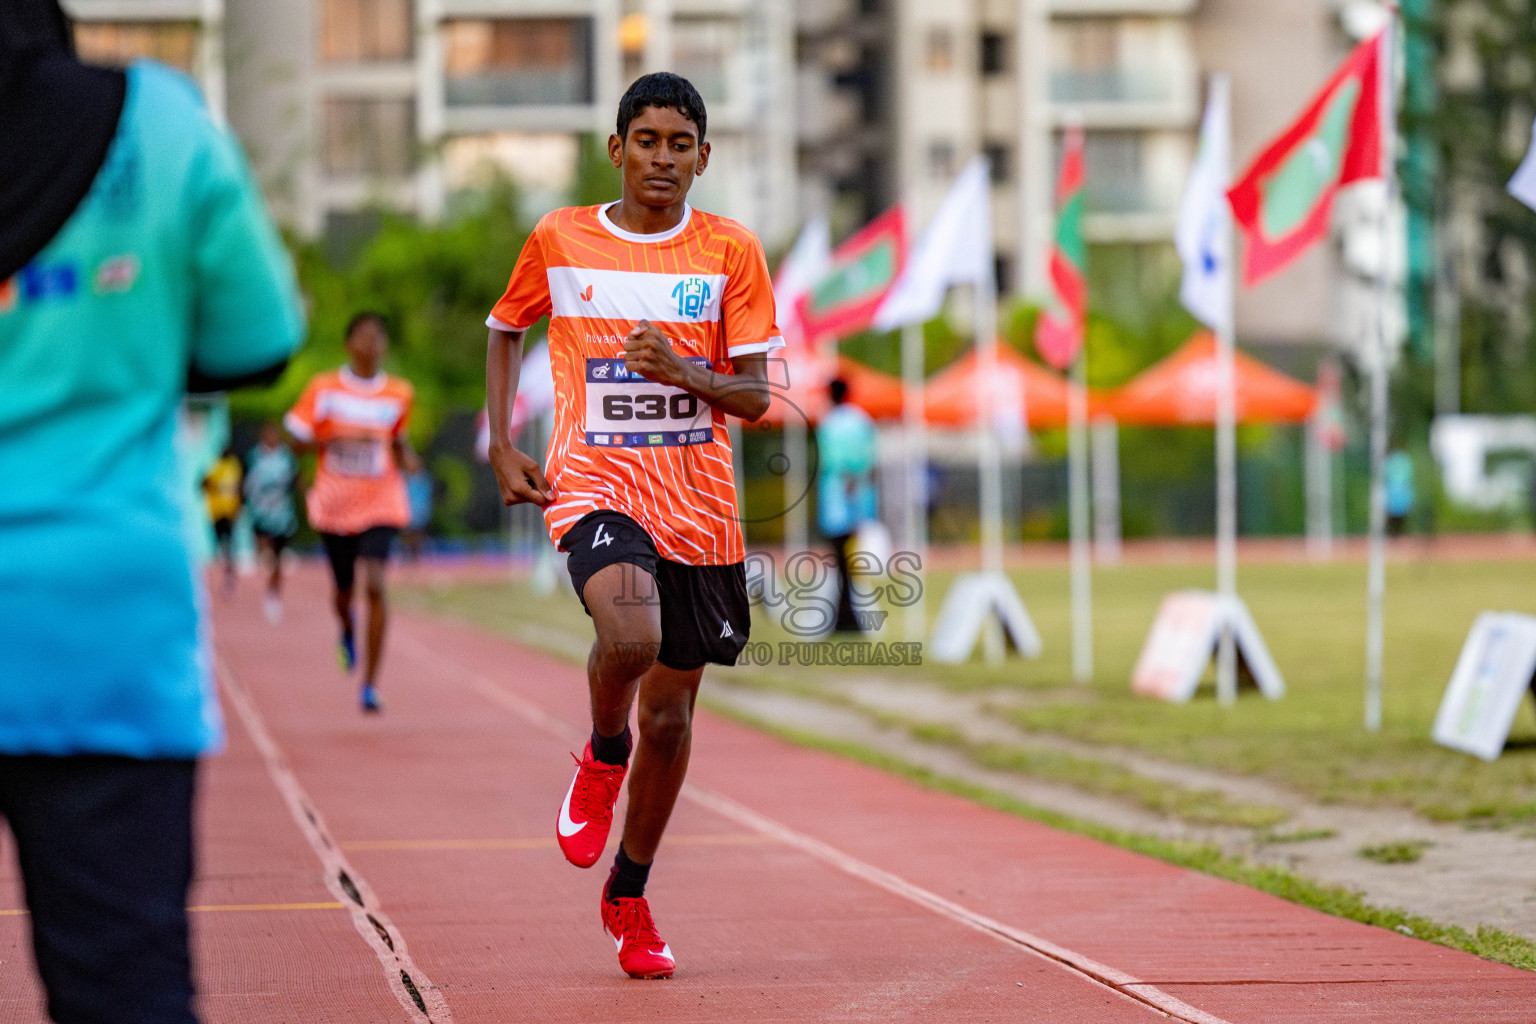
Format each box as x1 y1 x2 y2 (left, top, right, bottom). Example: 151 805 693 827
337 631 356 672
360 682 382 714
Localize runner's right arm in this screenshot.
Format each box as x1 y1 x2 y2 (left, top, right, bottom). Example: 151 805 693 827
485 327 553 507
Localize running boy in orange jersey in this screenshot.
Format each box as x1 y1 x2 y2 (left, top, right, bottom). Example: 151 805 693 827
286 312 421 713
485 73 777 979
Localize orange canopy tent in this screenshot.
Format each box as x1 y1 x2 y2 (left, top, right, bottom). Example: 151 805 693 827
923 346 1096 429
1101 332 1317 426
759 350 906 426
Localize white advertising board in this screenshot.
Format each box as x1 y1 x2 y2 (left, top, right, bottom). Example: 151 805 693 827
1131 590 1285 703
1432 612 1536 761
929 571 1043 663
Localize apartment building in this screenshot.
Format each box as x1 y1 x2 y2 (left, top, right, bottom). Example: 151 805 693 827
64 0 227 113
797 0 1369 348
218 0 796 244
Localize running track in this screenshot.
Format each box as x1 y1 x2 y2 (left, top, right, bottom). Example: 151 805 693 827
3 565 1534 1022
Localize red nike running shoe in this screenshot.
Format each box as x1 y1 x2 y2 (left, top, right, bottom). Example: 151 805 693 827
601 879 675 979
556 742 625 868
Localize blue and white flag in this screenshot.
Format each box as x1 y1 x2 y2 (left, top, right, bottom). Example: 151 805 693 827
1176 74 1233 332
1508 116 1536 212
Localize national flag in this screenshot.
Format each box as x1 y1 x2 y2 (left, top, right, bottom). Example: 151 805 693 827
872 157 992 331
1035 126 1087 371
1227 30 1389 286
798 206 906 342
1176 74 1233 332
773 217 832 350
1507 116 1536 212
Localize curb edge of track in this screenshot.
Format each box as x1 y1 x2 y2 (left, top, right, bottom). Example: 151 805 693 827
401 630 1233 1024
216 653 455 1024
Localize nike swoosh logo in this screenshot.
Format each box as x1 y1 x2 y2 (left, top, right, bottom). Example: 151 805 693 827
557 772 587 838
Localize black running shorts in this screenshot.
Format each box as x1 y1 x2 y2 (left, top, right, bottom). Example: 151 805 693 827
320 526 396 592
560 510 750 672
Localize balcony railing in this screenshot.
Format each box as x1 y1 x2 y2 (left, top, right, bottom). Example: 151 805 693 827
1050 68 1176 105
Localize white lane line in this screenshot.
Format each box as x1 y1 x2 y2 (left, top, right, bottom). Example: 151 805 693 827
216 653 454 1024
400 631 1233 1024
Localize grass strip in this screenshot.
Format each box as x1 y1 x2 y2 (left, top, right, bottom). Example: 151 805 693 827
1358 840 1432 864
905 721 1291 829
700 696 1536 974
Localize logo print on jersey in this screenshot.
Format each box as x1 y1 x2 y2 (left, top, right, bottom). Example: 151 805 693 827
672 277 712 319
592 524 614 549
593 363 611 379
94 254 140 294
581 284 595 301
719 620 734 639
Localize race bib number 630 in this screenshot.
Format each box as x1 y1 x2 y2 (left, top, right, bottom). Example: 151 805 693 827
584 358 715 449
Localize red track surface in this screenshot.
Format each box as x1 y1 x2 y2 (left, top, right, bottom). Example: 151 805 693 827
4 564 1535 1022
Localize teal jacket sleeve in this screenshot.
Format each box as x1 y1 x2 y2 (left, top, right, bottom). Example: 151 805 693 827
187 115 305 380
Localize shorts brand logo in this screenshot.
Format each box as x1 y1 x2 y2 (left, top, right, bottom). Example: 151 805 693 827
719 620 734 639
592 524 614 549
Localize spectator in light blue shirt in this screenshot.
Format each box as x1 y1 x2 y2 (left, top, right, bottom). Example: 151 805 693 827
816 378 879 632
1384 449 1415 537
0 4 304 1019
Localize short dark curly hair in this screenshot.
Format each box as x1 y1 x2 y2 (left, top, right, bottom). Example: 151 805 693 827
616 72 707 143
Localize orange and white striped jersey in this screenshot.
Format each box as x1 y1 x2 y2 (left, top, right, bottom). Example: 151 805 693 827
284 367 413 535
487 203 782 566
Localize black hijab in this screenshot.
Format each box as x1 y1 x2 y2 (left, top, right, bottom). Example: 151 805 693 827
0 0 127 281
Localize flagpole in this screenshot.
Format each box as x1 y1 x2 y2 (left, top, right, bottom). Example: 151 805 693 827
1365 15 1398 734
1213 72 1239 707
1068 350 1092 682
976 247 1005 583
901 320 928 643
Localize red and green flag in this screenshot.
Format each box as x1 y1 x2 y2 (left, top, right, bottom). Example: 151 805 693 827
1227 30 1387 286
798 206 906 342
1036 126 1086 371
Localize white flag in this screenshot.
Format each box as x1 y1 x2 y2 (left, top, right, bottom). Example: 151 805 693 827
1176 74 1233 332
872 157 992 331
773 217 832 347
1508 116 1536 212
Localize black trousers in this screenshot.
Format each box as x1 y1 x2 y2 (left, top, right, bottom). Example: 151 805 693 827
0 755 199 1024
828 534 861 633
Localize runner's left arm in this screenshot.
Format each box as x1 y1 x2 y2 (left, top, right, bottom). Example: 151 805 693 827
622 320 771 422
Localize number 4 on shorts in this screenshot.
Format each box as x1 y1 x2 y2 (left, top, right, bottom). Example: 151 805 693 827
593 524 613 549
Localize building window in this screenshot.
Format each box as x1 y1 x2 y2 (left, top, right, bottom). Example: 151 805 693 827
323 97 415 177
674 17 738 105
1060 130 1146 213
444 18 594 107
925 28 953 73
928 140 956 181
321 0 413 63
980 31 1009 76
984 142 1010 183
74 22 198 72
1050 18 1178 104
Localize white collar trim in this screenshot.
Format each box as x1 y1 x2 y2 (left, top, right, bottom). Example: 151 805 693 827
341 365 387 393
598 201 693 244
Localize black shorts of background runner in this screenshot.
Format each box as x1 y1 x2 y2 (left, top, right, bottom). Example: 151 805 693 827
320 526 397 592
0 755 198 1024
561 510 749 672
254 526 290 557
211 516 234 544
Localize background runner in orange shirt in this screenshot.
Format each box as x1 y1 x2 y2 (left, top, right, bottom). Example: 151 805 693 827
485 73 777 980
285 312 421 713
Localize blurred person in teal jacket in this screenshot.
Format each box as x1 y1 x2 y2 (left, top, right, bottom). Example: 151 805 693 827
816 378 879 633
0 3 304 1020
